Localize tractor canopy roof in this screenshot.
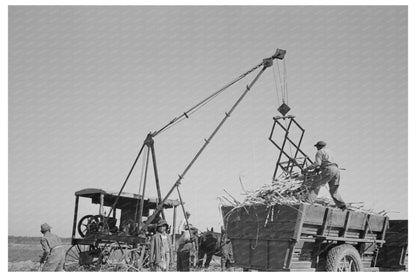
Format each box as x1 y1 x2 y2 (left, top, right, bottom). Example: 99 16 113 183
75 188 180 210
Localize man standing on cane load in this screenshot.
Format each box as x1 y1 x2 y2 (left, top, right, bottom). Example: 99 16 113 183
304 141 347 210
39 223 66 271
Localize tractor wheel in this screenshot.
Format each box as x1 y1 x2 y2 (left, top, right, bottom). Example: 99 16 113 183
77 215 93 237
64 244 94 271
325 244 363 272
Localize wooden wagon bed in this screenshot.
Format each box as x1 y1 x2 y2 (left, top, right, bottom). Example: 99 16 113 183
222 203 388 271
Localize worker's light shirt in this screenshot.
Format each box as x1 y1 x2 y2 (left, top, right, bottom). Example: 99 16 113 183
314 147 336 166
160 233 170 255
40 232 63 262
40 232 63 254
178 219 186 234
177 219 192 234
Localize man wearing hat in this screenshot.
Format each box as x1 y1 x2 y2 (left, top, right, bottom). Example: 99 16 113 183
177 211 197 267
149 219 172 271
39 223 66 271
305 141 347 210
176 226 198 271
177 211 192 235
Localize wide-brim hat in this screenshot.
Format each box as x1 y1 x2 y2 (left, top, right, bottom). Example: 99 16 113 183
314 141 327 147
40 223 51 232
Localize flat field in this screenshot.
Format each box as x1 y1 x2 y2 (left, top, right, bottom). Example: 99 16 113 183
8 236 232 272
8 236 71 271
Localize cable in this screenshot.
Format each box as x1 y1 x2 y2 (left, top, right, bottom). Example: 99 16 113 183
152 62 264 137
275 60 285 104
140 66 269 232
156 90 222 134
272 65 281 107
283 58 289 105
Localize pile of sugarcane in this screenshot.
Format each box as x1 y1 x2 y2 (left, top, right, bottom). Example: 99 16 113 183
219 175 393 216
219 174 312 208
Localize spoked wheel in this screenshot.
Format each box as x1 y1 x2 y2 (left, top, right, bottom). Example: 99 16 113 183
64 244 96 271
115 245 150 271
65 243 123 271
77 215 93 237
325 244 363 272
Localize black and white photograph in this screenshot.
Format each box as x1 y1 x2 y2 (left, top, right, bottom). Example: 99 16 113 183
7 3 410 272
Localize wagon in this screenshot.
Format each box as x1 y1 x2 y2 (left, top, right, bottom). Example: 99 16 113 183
376 219 408 271
221 203 391 271
65 188 180 271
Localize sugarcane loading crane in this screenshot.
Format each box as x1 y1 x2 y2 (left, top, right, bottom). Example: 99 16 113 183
66 49 293 271
66 48 408 272
105 48 297 235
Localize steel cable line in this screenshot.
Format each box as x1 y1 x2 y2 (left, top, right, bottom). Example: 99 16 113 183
276 60 286 104
152 62 264 137
141 64 272 231
109 49 287 224
283 58 289 105
107 63 263 217
272 65 281 107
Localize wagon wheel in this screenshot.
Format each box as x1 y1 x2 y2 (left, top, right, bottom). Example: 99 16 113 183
325 244 363 272
116 245 150 271
64 244 97 271
77 215 93 237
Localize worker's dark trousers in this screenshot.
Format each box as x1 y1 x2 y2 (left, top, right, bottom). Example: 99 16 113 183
307 165 346 208
177 250 190 271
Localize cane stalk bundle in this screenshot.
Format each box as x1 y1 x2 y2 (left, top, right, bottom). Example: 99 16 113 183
219 175 386 216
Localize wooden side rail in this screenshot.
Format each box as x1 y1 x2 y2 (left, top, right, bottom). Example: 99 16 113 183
315 235 385 244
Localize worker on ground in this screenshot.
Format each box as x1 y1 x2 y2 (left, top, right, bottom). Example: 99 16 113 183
39 223 66 271
149 219 173 271
177 211 192 234
176 227 197 271
177 211 197 267
220 227 235 270
304 141 347 210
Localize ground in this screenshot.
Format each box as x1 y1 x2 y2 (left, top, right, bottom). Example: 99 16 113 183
8 236 407 272
8 236 71 271
8 236 239 272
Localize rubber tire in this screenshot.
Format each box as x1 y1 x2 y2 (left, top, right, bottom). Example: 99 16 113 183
325 244 363 272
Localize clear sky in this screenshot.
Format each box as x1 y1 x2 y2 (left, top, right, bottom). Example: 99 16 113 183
9 6 407 236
